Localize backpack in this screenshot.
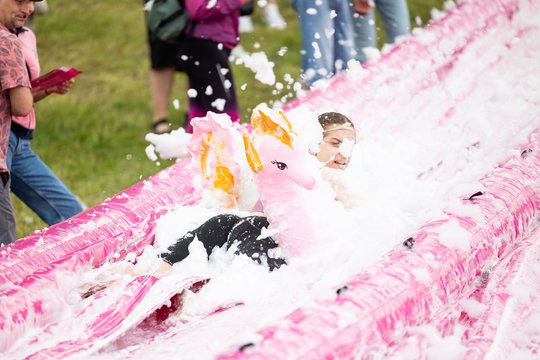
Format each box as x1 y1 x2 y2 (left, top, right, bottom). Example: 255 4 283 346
146 0 192 44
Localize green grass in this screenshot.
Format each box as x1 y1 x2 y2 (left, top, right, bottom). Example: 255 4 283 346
14 0 445 237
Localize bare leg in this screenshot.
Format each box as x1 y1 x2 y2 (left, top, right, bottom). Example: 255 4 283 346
150 67 175 133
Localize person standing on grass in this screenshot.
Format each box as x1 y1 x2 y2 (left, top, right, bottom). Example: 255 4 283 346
144 0 181 134
145 0 244 134
0 0 41 245
180 0 244 133
8 24 84 227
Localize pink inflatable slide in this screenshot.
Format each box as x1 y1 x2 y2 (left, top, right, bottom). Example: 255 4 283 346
0 161 200 352
217 129 540 359
1 0 539 358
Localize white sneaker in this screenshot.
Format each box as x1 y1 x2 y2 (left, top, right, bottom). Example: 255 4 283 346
263 3 286 29
239 16 254 33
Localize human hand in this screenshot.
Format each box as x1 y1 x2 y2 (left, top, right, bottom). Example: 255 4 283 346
353 0 374 15
46 78 75 95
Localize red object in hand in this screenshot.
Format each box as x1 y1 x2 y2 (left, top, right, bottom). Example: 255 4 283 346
31 67 81 90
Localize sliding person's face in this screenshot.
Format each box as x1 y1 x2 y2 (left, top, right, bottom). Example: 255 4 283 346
316 127 356 170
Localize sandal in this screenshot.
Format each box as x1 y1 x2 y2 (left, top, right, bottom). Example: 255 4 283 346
152 118 172 134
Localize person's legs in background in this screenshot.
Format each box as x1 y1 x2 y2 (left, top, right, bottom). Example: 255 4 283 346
350 0 410 63
146 24 181 134
240 0 286 33
293 0 355 86
239 0 255 33
149 66 175 133
239 15 254 33
331 0 356 74
7 132 83 226
376 0 410 44
178 38 239 133
350 8 377 62
292 0 335 85
0 171 15 246
262 0 287 29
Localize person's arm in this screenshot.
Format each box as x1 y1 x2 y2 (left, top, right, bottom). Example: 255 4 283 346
31 88 50 102
1 33 32 115
8 86 33 116
32 78 74 103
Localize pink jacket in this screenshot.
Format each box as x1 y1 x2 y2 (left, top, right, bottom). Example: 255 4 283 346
185 0 242 48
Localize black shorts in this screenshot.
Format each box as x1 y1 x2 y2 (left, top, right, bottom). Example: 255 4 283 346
147 30 181 70
144 0 180 69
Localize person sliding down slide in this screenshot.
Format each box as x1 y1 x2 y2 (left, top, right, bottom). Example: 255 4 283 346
77 109 358 336
157 111 357 272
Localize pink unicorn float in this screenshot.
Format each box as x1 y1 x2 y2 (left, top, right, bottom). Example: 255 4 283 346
153 108 358 270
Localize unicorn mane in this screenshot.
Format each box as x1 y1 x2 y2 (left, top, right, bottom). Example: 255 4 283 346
188 112 257 211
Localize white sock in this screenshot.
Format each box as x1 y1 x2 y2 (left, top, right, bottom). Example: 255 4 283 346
239 16 254 33
263 3 286 29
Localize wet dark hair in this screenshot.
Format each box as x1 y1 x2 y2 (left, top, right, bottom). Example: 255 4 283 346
317 112 355 131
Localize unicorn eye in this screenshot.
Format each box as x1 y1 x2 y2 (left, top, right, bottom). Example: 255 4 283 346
271 160 288 170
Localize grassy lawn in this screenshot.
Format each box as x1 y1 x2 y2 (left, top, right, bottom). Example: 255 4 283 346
14 0 446 237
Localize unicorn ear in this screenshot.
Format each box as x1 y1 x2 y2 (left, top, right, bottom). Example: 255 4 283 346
251 109 293 149
243 133 263 173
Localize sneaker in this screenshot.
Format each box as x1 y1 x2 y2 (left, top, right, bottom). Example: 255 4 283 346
263 3 286 29
239 16 254 33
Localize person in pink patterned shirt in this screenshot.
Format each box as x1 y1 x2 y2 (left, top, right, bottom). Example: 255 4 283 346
0 0 43 245
8 25 83 227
